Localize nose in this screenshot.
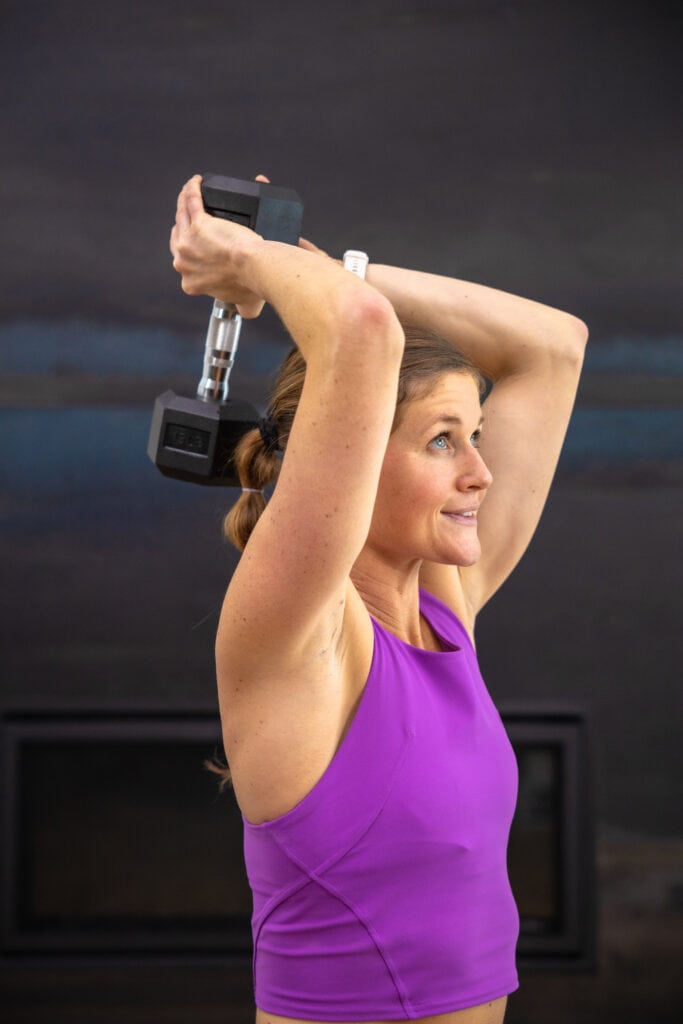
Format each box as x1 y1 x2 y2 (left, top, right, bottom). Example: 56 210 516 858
458 447 493 491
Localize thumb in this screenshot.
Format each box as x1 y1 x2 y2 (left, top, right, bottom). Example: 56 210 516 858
299 237 329 258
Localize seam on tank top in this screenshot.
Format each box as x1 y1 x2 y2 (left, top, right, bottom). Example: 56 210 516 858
271 729 413 876
253 873 413 1020
251 735 414 1016
250 871 314 995
252 732 412 941
313 872 415 1017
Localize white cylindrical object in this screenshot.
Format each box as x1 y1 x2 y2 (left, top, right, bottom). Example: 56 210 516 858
343 250 369 280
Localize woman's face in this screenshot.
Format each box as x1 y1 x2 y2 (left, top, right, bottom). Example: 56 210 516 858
367 372 493 568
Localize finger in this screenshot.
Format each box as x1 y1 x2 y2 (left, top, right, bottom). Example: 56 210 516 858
255 173 271 183
177 174 201 204
298 237 329 258
184 175 205 224
175 184 191 234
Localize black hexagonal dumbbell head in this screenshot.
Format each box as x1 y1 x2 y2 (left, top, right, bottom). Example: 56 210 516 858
200 172 303 245
148 174 303 486
147 390 260 486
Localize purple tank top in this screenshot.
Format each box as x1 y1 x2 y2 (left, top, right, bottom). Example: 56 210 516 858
242 589 519 1021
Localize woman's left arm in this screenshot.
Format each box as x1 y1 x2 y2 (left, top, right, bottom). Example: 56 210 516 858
366 263 589 616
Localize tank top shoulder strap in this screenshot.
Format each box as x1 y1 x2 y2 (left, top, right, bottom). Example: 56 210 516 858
418 587 474 654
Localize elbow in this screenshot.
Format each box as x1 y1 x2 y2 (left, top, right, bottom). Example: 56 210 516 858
570 315 590 350
569 313 589 354
554 314 589 369
338 288 404 358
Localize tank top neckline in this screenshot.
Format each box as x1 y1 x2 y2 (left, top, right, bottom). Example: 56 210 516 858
368 587 469 657
242 589 469 831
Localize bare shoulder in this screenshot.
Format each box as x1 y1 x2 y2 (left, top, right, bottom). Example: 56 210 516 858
217 578 374 825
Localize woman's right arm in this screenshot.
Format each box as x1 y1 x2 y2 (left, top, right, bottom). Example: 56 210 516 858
171 177 405 673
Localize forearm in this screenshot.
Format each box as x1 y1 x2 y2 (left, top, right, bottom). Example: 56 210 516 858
243 241 401 367
365 263 587 380
172 175 402 368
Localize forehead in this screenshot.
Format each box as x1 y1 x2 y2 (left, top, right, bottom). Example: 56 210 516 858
396 372 482 431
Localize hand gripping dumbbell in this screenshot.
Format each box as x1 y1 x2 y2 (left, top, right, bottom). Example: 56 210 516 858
147 173 304 485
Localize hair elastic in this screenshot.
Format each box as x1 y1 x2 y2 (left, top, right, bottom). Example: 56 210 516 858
258 416 281 453
242 487 264 494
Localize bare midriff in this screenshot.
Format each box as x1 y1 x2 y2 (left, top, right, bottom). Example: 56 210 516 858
255 995 508 1024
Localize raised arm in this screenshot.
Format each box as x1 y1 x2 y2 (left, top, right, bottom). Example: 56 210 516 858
365 262 588 619
171 177 405 673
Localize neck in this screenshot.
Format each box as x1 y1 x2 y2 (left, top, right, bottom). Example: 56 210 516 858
351 552 431 649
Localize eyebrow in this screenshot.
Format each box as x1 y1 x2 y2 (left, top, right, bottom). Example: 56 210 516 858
433 414 485 428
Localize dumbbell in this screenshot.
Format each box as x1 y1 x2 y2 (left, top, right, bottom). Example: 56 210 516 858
147 173 303 485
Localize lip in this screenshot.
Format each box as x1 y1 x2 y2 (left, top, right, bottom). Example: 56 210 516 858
442 508 478 526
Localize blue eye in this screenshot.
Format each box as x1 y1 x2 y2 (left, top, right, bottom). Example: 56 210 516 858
430 434 449 450
470 429 482 449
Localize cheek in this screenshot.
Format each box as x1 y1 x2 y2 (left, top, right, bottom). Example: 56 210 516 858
376 452 405 499
376 470 441 535
372 466 414 535
382 446 443 494
372 485 403 535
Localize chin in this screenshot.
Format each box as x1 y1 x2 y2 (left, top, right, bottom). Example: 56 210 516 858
456 552 481 568
437 544 481 567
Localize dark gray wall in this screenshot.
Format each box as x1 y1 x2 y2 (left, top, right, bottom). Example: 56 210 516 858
4 0 682 335
1 1 682 1021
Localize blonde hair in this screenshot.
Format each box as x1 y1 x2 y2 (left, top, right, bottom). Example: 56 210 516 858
224 327 484 551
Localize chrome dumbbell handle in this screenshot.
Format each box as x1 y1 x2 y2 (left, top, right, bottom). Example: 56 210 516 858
196 300 243 402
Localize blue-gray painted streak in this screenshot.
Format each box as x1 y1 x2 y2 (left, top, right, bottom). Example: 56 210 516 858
0 321 682 375
0 320 288 377
1 407 681 498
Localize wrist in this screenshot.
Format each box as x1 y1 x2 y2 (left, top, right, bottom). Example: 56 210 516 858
234 233 273 296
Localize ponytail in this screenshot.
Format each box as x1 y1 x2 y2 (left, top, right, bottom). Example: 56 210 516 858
223 423 283 550
223 345 307 550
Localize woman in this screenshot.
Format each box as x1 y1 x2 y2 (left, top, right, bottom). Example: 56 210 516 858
171 174 588 1024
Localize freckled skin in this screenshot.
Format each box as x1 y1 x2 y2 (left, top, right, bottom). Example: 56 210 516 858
363 374 492 573
172 177 586 1024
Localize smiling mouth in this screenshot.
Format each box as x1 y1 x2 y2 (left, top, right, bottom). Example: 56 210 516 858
442 509 478 524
